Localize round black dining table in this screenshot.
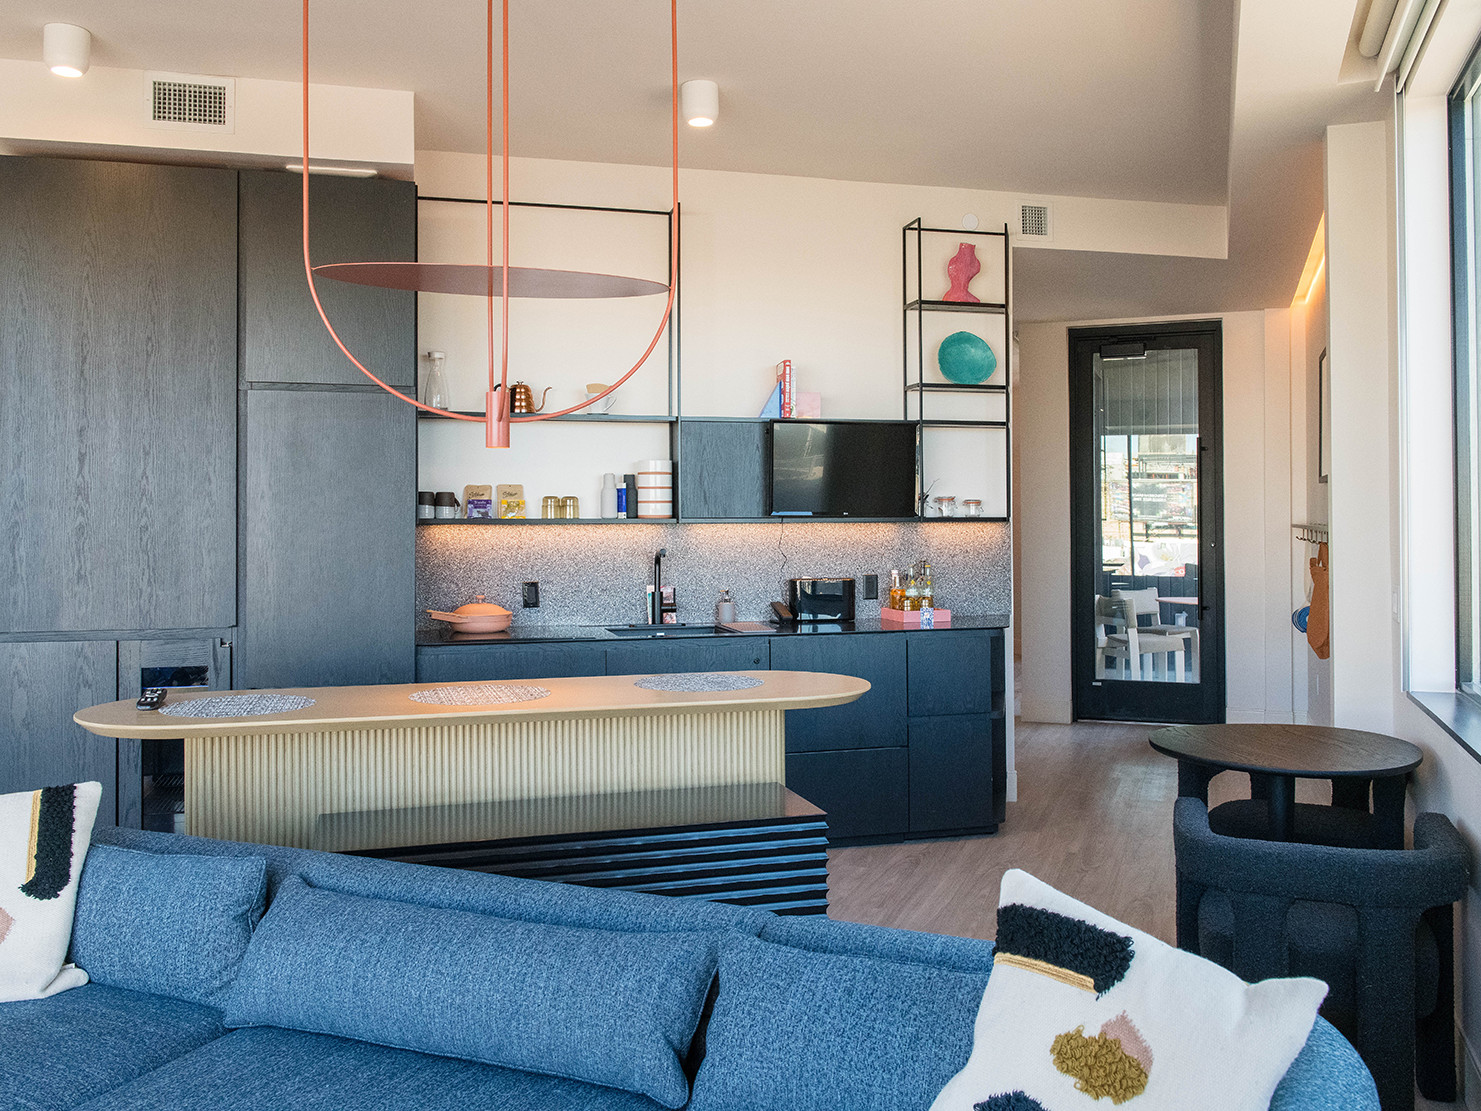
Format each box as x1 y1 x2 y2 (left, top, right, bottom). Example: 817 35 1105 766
1149 723 1423 848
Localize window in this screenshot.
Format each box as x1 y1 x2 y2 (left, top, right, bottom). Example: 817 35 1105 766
1453 41 1481 696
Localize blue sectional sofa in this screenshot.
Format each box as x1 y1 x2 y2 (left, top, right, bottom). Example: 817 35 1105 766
2 826 1379 1110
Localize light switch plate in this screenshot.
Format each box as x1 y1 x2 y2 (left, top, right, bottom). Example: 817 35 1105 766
522 581 540 608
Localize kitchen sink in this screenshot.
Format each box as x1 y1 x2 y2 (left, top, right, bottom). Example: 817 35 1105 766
604 624 728 638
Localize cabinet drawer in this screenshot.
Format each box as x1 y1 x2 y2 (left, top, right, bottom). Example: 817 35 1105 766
416 643 606 683
604 639 768 676
908 714 996 835
906 630 998 717
786 748 908 841
772 635 906 753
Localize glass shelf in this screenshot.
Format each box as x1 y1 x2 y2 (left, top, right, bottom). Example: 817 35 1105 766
905 299 1007 315
417 517 673 526
905 382 1008 393
416 410 676 424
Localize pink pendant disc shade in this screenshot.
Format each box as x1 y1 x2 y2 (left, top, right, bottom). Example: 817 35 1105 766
315 262 668 299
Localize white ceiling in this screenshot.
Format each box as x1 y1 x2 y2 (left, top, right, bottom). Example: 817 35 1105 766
0 0 1234 203
0 0 1392 317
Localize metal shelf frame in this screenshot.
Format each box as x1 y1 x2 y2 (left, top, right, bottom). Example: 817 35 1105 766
902 218 1013 521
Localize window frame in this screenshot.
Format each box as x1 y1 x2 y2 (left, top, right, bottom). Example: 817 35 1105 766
1451 42 1481 701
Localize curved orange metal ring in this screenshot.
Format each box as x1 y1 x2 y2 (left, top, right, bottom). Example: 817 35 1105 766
300 0 680 443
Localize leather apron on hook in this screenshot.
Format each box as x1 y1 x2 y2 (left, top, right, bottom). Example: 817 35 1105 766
1307 541 1331 660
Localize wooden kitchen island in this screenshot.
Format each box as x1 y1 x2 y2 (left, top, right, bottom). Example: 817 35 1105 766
75 671 868 849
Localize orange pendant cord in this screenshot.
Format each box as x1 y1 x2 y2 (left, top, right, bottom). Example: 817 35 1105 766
300 0 680 444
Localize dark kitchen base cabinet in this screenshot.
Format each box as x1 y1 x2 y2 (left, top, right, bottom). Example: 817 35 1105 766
414 625 1007 844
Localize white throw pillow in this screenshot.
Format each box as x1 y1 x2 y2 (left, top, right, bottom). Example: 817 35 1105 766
0 782 101 1002
930 869 1327 1111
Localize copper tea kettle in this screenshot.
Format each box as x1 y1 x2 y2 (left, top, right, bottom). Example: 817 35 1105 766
504 381 551 414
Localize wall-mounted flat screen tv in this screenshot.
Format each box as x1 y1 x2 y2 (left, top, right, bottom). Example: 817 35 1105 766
770 420 918 518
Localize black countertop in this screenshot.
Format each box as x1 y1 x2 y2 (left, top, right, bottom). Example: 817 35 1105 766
416 613 1010 648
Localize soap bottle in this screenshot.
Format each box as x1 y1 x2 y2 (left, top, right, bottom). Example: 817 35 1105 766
715 589 737 624
600 473 619 519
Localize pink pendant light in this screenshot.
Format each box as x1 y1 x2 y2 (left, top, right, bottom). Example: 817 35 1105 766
299 0 680 449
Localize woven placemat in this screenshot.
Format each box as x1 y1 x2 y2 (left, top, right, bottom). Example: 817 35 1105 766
408 684 552 706
159 694 317 718
634 673 764 692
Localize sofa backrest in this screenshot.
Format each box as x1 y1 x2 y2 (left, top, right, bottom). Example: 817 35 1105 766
91 826 771 936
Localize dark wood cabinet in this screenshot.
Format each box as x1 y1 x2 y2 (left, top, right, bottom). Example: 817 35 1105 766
677 421 770 519
240 389 414 688
0 157 238 633
604 638 768 675
412 625 1006 843
786 747 909 841
908 714 994 834
906 629 997 716
238 171 416 387
0 641 120 822
771 635 906 752
417 642 608 683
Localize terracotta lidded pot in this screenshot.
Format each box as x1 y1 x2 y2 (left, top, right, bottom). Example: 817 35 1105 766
425 593 512 633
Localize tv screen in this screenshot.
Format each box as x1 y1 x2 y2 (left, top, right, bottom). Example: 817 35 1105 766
770 421 918 518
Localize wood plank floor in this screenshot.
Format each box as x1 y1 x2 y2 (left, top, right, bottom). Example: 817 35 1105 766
828 718 1329 944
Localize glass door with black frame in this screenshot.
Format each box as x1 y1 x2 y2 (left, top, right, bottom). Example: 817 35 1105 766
1069 322 1224 723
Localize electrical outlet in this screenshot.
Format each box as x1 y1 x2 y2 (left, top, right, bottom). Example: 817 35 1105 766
522 581 540 608
862 574 878 600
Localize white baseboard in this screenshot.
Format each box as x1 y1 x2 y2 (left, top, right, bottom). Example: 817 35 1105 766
1006 770 1018 803
1019 697 1072 724
1224 709 1296 724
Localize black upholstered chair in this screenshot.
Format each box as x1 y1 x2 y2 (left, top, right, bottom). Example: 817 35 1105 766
1173 797 1469 1111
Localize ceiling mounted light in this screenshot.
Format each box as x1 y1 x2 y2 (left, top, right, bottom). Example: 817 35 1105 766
43 22 91 78
680 79 718 127
301 0 680 448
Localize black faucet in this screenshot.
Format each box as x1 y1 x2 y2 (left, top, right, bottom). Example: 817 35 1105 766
651 548 667 625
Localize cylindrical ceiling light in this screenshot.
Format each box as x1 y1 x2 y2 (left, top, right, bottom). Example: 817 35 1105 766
680 79 718 127
43 23 91 78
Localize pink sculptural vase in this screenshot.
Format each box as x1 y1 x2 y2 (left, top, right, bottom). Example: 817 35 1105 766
944 242 981 303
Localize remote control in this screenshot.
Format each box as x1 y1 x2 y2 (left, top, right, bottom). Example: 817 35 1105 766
136 687 168 711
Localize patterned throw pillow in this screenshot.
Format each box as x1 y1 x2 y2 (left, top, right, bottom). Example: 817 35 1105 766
0 782 101 1002
930 869 1328 1111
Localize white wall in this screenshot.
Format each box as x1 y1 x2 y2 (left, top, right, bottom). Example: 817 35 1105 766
1016 311 1296 723
0 60 413 175
1325 120 1399 734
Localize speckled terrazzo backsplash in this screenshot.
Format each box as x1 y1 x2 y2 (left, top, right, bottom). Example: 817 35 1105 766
416 521 1011 629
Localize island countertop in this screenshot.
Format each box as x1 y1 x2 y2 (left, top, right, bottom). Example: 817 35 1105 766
74 670 871 740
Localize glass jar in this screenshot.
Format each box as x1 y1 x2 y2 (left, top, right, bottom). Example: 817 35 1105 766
561 496 580 519
543 496 561 519
962 499 983 517
932 495 956 518
887 569 907 610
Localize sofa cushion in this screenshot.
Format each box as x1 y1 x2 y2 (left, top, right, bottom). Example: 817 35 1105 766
929 869 1328 1111
1269 1016 1381 1110
759 913 996 973
71 844 266 1007
223 875 720 1108
92 825 769 935
0 982 225 1110
74 1027 667 1111
687 933 990 1111
0 781 102 1002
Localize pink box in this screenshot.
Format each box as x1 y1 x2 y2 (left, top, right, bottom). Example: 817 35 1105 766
879 607 952 628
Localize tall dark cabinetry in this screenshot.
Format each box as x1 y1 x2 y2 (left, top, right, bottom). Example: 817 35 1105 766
0 156 417 818
236 170 417 688
0 159 238 633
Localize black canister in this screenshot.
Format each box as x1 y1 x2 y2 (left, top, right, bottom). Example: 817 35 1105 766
417 491 436 520
433 491 460 519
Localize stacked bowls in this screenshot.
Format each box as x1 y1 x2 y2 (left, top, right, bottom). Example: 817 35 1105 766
636 459 674 519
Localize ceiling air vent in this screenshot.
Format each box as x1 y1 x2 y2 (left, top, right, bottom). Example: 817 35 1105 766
1018 202 1052 242
144 73 235 133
